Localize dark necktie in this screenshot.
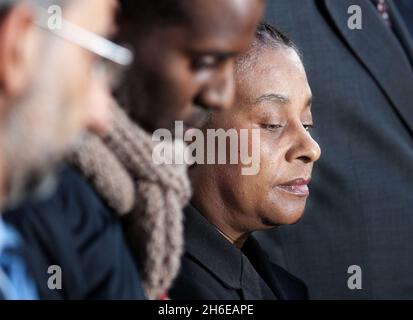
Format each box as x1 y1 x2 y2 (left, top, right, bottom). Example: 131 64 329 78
372 0 392 28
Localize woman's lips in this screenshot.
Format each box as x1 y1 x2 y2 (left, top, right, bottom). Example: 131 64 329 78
276 178 311 197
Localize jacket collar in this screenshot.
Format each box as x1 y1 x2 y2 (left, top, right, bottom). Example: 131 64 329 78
184 205 243 289
183 205 308 299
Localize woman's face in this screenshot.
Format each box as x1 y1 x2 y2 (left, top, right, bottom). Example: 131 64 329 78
193 47 321 233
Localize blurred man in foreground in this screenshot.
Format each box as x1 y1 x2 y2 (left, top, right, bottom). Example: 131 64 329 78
0 0 131 299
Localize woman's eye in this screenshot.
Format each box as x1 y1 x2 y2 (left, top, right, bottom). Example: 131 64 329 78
261 124 283 131
303 124 314 131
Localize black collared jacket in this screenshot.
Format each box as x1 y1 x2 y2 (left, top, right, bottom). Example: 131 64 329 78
4 165 145 300
170 205 308 300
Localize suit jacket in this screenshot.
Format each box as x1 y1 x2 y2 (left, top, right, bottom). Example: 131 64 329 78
395 0 413 37
170 205 308 300
256 0 413 299
4 165 145 300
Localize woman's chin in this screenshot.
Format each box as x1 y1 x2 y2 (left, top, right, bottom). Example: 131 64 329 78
262 207 306 227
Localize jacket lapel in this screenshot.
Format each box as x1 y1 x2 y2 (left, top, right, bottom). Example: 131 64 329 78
388 0 413 64
242 237 288 299
184 205 243 290
323 0 413 133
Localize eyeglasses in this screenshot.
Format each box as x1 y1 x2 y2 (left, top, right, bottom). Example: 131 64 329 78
34 6 134 90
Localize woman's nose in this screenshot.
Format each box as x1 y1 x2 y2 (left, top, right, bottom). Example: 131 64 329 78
285 125 321 163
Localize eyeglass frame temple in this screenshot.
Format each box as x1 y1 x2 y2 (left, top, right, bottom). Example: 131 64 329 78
34 6 134 67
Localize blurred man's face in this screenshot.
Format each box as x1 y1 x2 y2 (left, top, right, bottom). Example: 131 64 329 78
117 0 265 134
48 0 118 136
0 0 117 207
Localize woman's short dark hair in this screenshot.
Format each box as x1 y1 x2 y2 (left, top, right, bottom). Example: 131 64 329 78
255 22 299 53
236 22 302 71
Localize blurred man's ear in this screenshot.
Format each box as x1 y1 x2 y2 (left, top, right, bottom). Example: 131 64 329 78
0 4 38 108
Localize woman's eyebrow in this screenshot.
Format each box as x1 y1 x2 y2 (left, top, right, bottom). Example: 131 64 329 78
255 93 290 105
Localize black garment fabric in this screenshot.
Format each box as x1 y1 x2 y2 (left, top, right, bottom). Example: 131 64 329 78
170 205 308 300
4 165 145 300
394 0 413 40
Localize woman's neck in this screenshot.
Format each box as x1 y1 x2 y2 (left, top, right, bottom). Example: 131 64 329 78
190 168 251 249
214 225 250 249
191 193 250 249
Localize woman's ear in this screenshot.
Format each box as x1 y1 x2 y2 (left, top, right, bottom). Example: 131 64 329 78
0 4 38 104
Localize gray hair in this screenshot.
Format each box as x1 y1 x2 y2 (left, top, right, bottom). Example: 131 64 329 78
0 0 14 14
0 0 69 14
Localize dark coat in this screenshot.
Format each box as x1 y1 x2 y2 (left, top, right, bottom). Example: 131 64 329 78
170 205 308 300
4 165 145 299
396 0 413 36
257 0 413 299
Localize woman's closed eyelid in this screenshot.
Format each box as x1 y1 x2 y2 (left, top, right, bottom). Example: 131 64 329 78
260 123 284 131
259 123 315 134
303 123 314 131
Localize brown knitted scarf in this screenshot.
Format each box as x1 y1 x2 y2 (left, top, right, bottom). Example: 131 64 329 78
70 105 192 300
